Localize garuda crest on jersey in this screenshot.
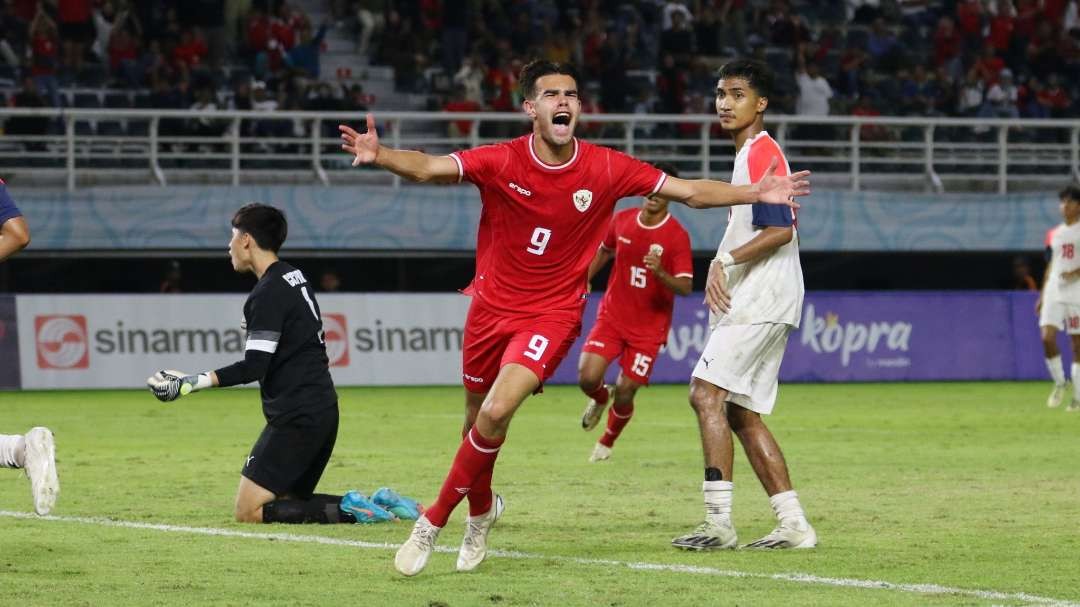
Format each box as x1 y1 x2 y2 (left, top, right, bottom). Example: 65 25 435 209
572 189 593 212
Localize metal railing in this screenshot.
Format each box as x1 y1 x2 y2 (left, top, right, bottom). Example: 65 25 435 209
1 107 1078 192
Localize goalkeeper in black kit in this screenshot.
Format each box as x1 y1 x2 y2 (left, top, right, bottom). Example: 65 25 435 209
147 203 421 525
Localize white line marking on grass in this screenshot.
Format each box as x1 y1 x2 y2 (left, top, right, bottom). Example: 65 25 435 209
2 510 1076 606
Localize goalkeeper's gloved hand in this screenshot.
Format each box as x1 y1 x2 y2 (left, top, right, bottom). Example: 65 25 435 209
146 369 211 402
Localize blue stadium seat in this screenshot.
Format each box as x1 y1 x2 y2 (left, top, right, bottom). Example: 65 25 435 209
73 92 102 108
104 92 132 108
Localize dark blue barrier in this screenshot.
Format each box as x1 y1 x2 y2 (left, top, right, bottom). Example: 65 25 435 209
548 291 1058 384
0 295 19 389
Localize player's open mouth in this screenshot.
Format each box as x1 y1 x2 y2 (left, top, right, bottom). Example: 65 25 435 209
552 112 572 137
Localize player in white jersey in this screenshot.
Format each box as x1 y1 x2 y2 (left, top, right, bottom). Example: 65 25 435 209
1036 184 1080 411
671 59 816 551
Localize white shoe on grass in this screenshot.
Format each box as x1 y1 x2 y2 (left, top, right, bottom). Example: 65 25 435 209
588 443 612 463
394 515 441 576
1067 399 1080 412
23 427 58 516
671 520 737 550
743 519 817 549
456 494 504 572
581 385 611 431
1048 383 1070 408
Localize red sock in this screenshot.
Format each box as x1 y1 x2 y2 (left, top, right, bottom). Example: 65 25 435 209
424 426 504 527
598 402 634 448
585 384 610 405
467 467 494 517
461 426 495 517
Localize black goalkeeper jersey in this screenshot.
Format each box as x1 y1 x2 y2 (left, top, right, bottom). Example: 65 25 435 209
215 260 337 424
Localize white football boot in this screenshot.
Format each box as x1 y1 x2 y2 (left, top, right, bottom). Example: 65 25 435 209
671 520 738 550
456 494 505 572
581 385 612 431
23 427 59 516
1067 399 1080 412
394 515 441 576
588 443 612 463
1047 383 1070 408
743 519 817 549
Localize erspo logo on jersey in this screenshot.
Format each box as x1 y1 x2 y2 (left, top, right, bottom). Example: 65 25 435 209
321 313 350 367
35 315 90 369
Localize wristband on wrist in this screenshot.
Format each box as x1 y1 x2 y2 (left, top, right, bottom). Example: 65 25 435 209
712 251 735 267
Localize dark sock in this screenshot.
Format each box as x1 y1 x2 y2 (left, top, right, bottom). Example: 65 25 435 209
705 467 724 482
262 494 356 524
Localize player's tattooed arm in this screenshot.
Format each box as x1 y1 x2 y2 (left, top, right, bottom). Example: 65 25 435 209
656 158 809 209
339 113 460 183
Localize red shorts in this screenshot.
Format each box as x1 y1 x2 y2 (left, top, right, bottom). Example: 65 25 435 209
462 297 583 393
581 316 664 385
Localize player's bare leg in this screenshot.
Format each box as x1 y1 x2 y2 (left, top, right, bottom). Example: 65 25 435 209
0 428 59 515
397 364 537 576
728 405 817 549
672 378 737 550
1042 325 1069 407
578 352 611 431
234 476 277 523
590 373 642 462
1068 334 1080 412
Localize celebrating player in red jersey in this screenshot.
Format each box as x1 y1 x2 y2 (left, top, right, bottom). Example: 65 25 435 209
339 60 810 577
578 162 693 463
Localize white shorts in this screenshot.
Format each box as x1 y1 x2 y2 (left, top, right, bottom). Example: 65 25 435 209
1039 297 1080 334
692 322 792 415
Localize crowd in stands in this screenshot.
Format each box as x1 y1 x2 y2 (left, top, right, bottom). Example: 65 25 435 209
3 0 1080 144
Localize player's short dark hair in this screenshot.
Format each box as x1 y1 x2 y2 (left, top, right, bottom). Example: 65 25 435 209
1059 183 1080 202
716 59 774 99
518 60 579 100
652 162 679 178
232 203 287 253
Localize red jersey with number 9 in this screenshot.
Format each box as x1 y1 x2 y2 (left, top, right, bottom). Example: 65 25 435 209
450 134 667 314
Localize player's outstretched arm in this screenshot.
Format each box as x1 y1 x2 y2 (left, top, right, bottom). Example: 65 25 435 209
339 113 460 184
657 158 809 209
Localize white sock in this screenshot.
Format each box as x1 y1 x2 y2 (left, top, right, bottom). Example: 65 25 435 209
769 490 808 526
0 434 26 468
1071 363 1080 400
1046 356 1066 385
702 480 733 526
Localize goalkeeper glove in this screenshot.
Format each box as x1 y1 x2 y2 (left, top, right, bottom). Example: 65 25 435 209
147 369 212 402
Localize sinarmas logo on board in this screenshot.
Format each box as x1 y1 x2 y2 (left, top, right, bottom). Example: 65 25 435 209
800 304 912 367
35 315 89 369
321 313 350 367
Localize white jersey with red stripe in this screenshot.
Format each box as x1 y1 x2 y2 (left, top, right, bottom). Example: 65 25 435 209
713 130 804 328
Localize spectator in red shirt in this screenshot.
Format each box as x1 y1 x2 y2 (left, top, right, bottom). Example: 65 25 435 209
108 25 140 85
173 28 208 70
1037 73 1071 117
987 0 1014 53
28 7 59 106
956 0 984 51
973 43 1005 85
934 15 963 78
57 0 93 73
443 84 482 138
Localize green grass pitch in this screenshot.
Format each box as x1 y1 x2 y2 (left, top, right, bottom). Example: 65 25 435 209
1 382 1078 606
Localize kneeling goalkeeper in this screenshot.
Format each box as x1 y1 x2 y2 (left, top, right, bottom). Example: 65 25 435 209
147 203 420 525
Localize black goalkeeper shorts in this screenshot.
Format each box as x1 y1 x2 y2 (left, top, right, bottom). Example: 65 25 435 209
242 406 338 499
